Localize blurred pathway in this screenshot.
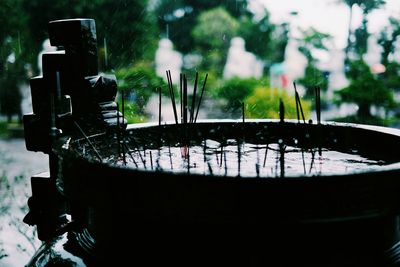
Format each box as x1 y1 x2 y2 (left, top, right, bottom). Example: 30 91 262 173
0 138 48 267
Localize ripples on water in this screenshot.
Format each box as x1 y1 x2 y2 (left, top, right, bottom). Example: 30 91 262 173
95 139 390 177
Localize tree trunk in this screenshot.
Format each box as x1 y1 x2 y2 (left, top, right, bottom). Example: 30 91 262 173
357 103 371 118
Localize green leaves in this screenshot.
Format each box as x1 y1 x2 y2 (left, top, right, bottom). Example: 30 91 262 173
115 61 167 115
192 7 239 75
298 65 329 97
215 77 267 114
297 27 332 62
245 86 311 120
153 0 250 54
297 27 331 99
343 0 386 59
192 7 239 51
336 59 395 118
341 0 385 14
154 1 289 75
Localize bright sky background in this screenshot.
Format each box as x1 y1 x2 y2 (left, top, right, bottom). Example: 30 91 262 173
253 0 400 49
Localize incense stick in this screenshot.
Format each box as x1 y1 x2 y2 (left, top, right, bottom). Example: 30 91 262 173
116 103 121 160
315 86 322 155
180 73 183 123
187 146 190 172
298 94 306 123
194 73 208 123
220 146 223 167
294 82 300 123
166 70 178 124
224 150 227 176
293 82 306 123
121 93 126 165
242 102 245 123
256 144 260 177
263 144 269 167
158 87 162 126
203 139 207 165
301 149 306 175
279 99 285 123
121 90 125 124
190 72 199 123
168 142 173 170
237 139 241 177
150 151 153 170
279 143 285 178
309 149 316 174
183 74 188 124
315 86 321 124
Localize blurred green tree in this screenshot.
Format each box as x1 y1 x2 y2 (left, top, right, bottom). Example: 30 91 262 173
335 59 395 119
342 0 385 61
376 17 400 118
214 77 269 115
192 7 239 75
336 0 398 124
342 0 362 60
116 61 167 120
153 0 249 54
89 0 158 69
238 8 289 69
23 0 158 72
297 28 331 99
0 0 27 122
245 86 311 120
153 0 289 75
378 17 400 65
378 17 400 66
0 0 159 123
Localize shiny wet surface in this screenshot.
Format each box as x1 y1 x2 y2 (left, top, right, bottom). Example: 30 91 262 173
0 138 48 266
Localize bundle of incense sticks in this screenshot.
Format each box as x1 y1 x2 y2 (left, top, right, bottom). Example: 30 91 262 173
164 70 208 125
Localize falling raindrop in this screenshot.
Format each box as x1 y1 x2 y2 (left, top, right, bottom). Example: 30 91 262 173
104 37 108 70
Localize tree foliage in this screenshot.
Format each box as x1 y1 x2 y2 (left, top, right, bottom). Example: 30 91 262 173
214 77 268 114
297 28 331 98
116 61 167 115
337 0 398 124
238 10 289 68
192 7 239 75
297 28 331 63
376 18 400 100
378 17 400 66
192 7 239 51
0 0 158 120
342 0 386 60
298 65 329 99
336 60 395 118
359 0 386 14
90 0 158 68
153 0 289 73
153 0 249 54
245 86 311 120
23 0 158 71
0 0 27 121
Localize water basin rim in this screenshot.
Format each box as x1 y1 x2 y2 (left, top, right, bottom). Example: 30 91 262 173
62 118 400 179
126 119 400 137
